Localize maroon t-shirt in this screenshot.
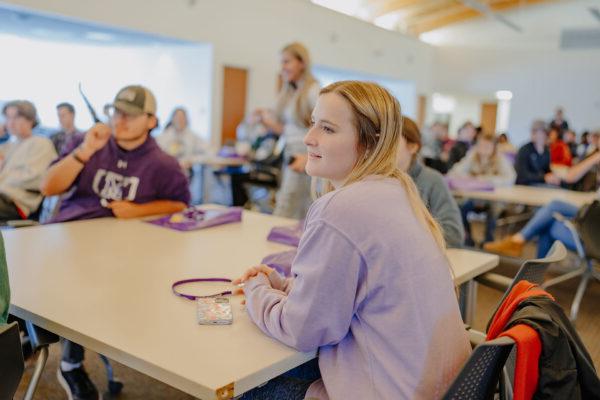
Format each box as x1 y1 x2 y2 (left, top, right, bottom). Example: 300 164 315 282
52 135 190 222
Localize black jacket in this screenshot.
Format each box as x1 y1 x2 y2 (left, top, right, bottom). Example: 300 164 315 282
515 142 551 185
506 296 600 399
447 140 470 170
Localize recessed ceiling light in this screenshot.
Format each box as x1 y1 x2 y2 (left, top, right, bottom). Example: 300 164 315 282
495 90 513 101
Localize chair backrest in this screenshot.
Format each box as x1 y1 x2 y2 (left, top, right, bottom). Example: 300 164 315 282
0 322 25 400
575 200 600 261
500 241 567 305
443 336 515 400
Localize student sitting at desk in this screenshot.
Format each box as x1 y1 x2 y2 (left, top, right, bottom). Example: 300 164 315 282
515 120 561 186
449 132 516 246
0 232 8 325
156 107 208 171
0 101 57 222
485 150 600 258
41 85 190 400
235 81 470 400
397 117 464 247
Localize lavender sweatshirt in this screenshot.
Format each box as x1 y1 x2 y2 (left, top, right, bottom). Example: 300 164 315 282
244 177 470 399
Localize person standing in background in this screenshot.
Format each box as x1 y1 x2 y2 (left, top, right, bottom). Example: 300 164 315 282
260 42 320 219
549 107 569 132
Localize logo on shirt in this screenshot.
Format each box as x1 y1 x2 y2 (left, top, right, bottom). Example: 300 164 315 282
92 169 140 201
117 160 128 169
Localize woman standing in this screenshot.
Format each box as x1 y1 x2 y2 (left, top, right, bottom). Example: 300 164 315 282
260 42 320 219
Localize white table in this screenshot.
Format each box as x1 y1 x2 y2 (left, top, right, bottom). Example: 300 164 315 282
452 184 596 208
5 212 497 399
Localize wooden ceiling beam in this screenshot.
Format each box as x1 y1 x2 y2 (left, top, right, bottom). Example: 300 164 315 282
370 0 441 18
405 0 557 34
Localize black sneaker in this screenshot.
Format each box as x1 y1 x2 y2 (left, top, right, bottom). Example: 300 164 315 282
57 367 102 400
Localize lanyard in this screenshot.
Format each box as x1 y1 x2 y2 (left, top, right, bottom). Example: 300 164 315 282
171 278 233 300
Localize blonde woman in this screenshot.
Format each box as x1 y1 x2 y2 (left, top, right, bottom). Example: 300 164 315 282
260 42 320 219
235 81 469 399
449 132 516 245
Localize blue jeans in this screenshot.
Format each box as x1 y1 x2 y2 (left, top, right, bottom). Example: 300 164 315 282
460 200 500 244
238 358 320 399
520 200 578 257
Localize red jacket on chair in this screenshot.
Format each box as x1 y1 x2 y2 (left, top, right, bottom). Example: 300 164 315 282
486 281 554 400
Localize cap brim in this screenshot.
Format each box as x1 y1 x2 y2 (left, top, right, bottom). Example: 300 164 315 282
113 100 145 116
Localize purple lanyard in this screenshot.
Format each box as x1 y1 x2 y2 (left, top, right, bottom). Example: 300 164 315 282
171 278 233 300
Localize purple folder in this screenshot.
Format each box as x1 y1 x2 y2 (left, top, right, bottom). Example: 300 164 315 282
267 221 304 247
261 249 297 277
147 207 243 231
445 177 495 192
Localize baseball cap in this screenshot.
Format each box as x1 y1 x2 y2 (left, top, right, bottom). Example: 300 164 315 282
109 85 157 116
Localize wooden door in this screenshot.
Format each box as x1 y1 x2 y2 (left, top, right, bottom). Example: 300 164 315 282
480 102 498 134
221 66 248 144
416 94 427 128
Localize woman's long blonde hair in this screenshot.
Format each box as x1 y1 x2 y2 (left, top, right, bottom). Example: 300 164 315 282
275 42 318 128
316 81 446 251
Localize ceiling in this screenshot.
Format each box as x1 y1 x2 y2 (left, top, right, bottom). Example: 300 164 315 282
312 0 600 48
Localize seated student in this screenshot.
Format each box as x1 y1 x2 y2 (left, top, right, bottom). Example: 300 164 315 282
515 120 560 186
549 127 572 167
497 132 517 156
230 110 283 207
446 121 476 169
0 121 10 146
0 101 57 221
235 81 470 400
449 132 516 246
156 107 208 171
397 116 464 247
485 150 600 258
50 102 83 155
0 232 8 325
41 85 190 400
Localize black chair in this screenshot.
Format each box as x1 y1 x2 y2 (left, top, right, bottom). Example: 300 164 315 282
468 241 567 347
21 322 60 400
442 336 515 400
543 201 600 322
0 322 25 400
476 241 567 303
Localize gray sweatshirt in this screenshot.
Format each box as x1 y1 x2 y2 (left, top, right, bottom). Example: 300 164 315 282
409 161 465 247
0 136 57 216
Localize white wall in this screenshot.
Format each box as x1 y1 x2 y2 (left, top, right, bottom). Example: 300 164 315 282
313 65 417 118
0 33 212 139
433 46 600 146
425 92 490 137
2 0 435 146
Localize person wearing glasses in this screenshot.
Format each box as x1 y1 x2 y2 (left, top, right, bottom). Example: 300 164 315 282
42 85 189 223
41 85 189 400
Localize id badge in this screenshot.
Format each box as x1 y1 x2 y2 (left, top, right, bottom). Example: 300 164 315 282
197 297 233 325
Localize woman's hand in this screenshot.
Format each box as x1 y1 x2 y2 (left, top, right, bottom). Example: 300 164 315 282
233 264 275 303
